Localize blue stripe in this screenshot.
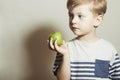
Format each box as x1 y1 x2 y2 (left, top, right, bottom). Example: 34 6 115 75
56 53 62 58
110 69 120 75
54 63 60 66
113 61 120 66
71 62 95 64
111 79 120 80
110 65 120 71
71 70 94 73
115 53 120 60
55 59 62 62
70 79 96 80
56 55 62 59
111 73 120 77
115 53 119 56
115 57 120 60
71 66 95 69
71 74 95 77
55 54 62 62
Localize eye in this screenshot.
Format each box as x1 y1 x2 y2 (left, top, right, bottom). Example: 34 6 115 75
68 13 74 19
78 15 82 18
78 15 84 19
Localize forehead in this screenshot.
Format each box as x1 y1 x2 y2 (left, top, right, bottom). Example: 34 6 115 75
69 4 92 14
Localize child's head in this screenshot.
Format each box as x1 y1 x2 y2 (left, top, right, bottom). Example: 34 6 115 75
67 0 107 16
66 0 107 38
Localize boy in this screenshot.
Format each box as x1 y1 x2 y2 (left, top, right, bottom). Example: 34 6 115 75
48 0 120 80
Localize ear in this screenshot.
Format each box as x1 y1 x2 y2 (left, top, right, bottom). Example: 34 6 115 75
94 15 104 27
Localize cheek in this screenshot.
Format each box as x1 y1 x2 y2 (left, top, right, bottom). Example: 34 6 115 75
79 21 94 31
83 19 94 27
84 18 92 23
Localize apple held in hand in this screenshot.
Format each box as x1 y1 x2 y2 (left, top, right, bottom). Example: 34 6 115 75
49 32 64 46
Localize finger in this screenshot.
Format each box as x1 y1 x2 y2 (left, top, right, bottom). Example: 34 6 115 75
54 39 59 51
60 40 66 47
49 38 55 50
47 40 51 49
54 40 65 53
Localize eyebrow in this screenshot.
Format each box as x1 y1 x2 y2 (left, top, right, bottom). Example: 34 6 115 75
68 11 84 15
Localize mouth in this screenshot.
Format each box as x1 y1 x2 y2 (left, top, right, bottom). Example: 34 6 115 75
71 26 79 30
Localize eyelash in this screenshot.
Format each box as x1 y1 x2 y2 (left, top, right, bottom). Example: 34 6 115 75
78 15 82 18
69 14 83 19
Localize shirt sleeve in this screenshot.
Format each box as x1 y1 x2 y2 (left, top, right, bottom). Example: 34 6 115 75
52 53 63 76
109 53 120 80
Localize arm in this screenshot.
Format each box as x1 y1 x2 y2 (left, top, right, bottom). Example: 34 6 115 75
48 39 71 80
109 53 120 80
57 53 70 80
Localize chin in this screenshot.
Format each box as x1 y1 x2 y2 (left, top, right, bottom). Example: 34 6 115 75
72 30 80 34
73 32 82 36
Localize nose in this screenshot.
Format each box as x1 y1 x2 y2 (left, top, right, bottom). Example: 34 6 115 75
71 16 77 24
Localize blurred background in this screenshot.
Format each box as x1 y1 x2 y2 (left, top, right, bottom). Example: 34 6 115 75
0 0 120 80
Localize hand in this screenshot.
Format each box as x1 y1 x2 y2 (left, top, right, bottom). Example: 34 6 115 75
47 38 69 55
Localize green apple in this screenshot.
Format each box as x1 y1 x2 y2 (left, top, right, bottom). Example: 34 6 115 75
49 32 64 46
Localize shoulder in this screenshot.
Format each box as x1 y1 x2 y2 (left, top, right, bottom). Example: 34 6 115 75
100 39 117 53
101 39 114 47
64 38 79 50
65 38 77 46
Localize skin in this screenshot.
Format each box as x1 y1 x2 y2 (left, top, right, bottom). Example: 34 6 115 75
69 4 103 42
48 3 103 80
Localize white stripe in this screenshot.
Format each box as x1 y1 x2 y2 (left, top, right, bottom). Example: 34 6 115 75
113 71 120 75
71 68 95 71
71 77 111 80
71 77 110 80
71 72 94 75
114 59 120 64
71 64 95 67
112 63 120 68
116 67 120 71
109 65 120 72
111 76 120 79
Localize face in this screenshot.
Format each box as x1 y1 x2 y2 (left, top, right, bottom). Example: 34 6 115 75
68 4 100 37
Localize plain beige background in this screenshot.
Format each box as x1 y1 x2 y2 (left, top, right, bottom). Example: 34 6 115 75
0 0 120 80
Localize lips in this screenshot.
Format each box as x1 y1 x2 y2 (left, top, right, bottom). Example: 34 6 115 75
71 25 79 30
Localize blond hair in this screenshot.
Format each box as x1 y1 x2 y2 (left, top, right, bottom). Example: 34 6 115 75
67 0 107 15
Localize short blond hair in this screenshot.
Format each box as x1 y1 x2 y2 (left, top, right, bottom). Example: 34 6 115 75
67 0 107 15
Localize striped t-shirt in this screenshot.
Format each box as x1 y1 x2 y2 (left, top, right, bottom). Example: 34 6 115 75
53 39 120 80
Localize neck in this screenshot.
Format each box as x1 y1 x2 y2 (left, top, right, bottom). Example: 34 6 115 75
76 30 100 43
